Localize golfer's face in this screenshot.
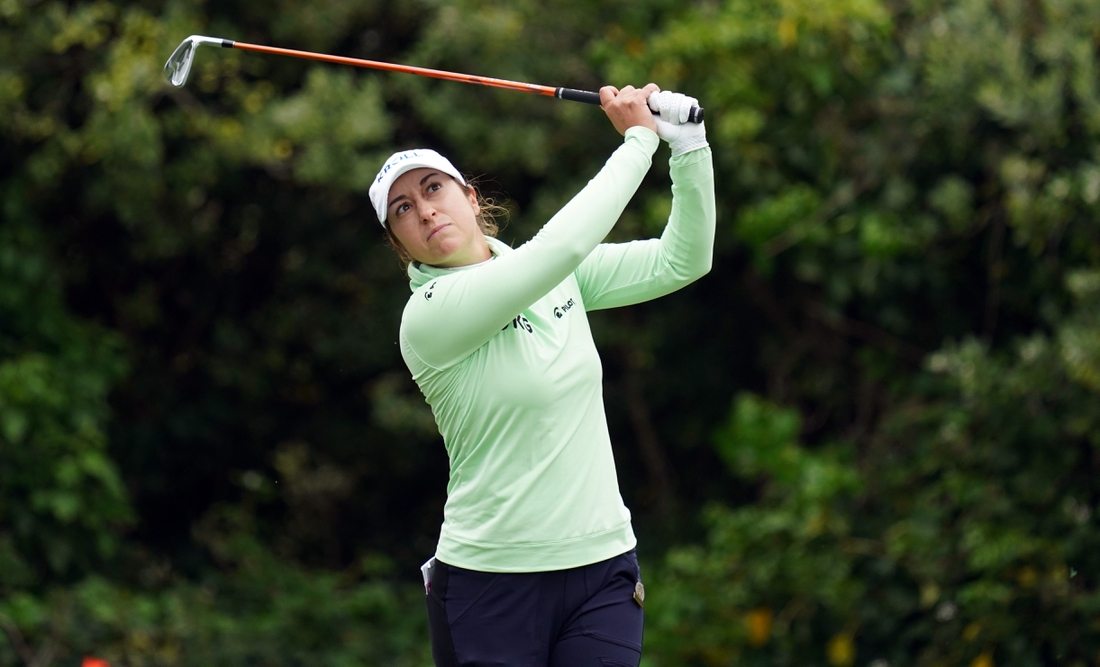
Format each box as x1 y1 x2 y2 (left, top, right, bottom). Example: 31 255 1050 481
387 168 486 268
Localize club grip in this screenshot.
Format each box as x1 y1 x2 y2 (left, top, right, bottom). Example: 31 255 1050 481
555 87 705 123
556 88 602 105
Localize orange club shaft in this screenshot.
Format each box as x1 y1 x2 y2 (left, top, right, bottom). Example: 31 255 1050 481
230 42 560 97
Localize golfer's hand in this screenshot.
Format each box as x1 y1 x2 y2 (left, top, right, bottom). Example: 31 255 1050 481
600 83 660 136
647 91 708 157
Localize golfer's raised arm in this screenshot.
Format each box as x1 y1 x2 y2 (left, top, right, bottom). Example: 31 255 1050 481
574 145 714 310
400 126 659 370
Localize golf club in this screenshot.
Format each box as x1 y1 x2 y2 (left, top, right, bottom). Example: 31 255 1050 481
164 35 704 123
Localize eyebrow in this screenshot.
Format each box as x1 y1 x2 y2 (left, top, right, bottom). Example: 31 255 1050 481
388 172 442 211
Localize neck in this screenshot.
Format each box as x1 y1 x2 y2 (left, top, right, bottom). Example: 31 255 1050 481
435 234 492 268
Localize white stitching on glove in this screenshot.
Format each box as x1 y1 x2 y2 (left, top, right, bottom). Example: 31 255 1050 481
647 91 708 158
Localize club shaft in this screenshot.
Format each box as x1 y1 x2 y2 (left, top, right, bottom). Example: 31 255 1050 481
230 41 560 97
215 40 703 122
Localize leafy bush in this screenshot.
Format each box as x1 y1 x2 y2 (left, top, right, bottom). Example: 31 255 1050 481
644 276 1100 665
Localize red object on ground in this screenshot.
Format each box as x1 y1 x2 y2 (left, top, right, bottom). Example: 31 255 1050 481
82 658 111 667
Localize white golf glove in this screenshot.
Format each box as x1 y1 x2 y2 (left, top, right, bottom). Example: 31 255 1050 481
647 90 708 157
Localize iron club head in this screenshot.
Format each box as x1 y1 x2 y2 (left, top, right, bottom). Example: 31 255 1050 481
164 35 233 87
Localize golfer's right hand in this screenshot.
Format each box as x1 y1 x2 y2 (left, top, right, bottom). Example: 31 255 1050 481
600 83 660 136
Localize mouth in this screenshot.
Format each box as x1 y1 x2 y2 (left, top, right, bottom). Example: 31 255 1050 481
427 224 450 241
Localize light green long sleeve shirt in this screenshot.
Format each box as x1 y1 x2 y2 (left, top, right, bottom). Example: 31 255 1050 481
400 127 715 572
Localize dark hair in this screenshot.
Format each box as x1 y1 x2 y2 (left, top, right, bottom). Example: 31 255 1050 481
384 176 509 270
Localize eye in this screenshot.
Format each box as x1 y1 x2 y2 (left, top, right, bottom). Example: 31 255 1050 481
426 181 442 193
395 202 412 216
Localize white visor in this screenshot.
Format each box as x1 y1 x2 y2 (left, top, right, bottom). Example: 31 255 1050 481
369 149 465 227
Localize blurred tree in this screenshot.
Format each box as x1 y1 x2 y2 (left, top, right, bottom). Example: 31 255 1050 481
0 196 131 655
644 271 1100 664
623 0 1100 663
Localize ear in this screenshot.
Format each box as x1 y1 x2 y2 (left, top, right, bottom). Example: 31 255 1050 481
467 186 480 214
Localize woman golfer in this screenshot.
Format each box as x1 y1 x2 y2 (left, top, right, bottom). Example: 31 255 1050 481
369 83 714 667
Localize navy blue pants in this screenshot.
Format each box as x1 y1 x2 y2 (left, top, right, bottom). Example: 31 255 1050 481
425 550 644 667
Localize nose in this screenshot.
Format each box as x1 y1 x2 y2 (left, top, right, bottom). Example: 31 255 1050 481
416 200 436 223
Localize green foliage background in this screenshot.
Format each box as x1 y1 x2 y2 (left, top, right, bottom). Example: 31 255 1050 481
1 0 1098 665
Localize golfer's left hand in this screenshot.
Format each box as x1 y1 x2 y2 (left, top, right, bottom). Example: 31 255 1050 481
648 90 708 157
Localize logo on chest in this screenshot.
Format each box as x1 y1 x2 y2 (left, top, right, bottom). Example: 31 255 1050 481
502 314 534 334
553 298 576 319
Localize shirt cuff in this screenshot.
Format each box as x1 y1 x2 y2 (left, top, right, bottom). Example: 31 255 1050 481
624 126 660 154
